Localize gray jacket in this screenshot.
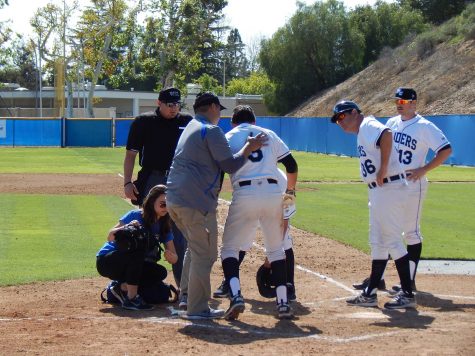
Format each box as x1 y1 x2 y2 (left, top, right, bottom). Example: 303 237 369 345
166 115 246 214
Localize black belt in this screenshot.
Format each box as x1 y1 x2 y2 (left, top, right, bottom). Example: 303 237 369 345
151 169 170 176
368 174 405 189
239 178 278 187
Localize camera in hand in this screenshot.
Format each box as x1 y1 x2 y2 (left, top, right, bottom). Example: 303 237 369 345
114 224 158 252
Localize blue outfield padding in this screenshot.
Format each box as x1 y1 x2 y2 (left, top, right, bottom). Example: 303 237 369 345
114 119 133 147
218 117 232 133
427 115 475 166
1 115 473 166
0 118 62 147
65 119 112 147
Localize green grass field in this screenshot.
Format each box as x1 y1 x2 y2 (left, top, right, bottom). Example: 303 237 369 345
0 148 474 286
0 147 124 173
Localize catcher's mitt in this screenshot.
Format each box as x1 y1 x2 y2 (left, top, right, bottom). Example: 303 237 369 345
256 264 276 298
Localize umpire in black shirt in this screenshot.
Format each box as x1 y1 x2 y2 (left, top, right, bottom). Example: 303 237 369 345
123 87 192 286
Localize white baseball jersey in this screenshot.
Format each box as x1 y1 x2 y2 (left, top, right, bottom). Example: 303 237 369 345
386 114 450 245
386 114 450 170
358 116 408 260
357 116 402 183
221 124 291 263
225 123 291 186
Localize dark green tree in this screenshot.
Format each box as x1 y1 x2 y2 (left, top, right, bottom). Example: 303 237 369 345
139 0 228 90
0 0 10 50
260 0 364 114
0 39 37 89
350 1 427 66
223 29 249 80
399 0 470 25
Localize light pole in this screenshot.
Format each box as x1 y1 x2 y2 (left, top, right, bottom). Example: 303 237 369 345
222 59 226 97
37 36 43 118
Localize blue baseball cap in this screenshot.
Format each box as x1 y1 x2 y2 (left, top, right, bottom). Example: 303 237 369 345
394 87 417 100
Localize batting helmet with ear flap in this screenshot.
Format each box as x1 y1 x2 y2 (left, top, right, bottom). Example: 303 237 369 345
331 100 361 123
256 264 276 298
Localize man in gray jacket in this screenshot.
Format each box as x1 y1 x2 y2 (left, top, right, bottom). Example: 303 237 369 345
166 92 267 320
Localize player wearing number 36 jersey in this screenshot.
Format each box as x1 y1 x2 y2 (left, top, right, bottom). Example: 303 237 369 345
220 105 298 320
332 100 415 309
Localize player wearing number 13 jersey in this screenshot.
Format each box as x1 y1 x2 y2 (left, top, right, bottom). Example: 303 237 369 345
385 87 452 292
220 105 298 320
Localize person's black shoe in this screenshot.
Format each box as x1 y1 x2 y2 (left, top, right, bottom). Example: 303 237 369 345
287 283 296 302
352 277 386 291
122 295 154 311
213 279 230 298
389 280 417 295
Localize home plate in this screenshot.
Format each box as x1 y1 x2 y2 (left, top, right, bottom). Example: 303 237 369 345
342 311 388 319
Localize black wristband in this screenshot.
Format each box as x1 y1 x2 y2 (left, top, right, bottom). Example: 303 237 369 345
285 189 296 197
124 181 133 187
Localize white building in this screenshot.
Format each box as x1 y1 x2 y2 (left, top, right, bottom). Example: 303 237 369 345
0 83 268 118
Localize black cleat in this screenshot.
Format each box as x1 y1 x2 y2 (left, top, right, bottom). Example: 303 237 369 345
352 277 386 291
389 281 417 295
213 280 230 298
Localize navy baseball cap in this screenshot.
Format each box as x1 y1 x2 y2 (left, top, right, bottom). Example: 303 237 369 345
394 87 417 100
158 87 181 103
331 100 361 123
193 92 226 111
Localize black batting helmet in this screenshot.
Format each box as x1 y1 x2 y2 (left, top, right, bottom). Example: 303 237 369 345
331 100 361 123
256 264 276 298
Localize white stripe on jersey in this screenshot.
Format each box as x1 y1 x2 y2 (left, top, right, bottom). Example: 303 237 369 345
386 114 450 170
225 123 290 186
357 116 402 183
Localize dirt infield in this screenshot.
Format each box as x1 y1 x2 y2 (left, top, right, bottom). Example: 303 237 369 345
1 174 474 355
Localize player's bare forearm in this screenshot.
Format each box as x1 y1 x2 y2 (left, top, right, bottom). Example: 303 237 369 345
286 172 298 191
376 130 392 185
407 146 452 181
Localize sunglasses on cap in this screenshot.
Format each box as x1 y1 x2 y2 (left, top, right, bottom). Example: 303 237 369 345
395 99 413 105
165 102 180 108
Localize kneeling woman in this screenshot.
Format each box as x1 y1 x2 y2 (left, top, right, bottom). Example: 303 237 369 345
96 184 178 310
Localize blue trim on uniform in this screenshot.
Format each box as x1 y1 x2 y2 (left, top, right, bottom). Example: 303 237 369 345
196 115 209 140
204 170 221 198
435 143 451 154
413 179 423 242
195 114 220 198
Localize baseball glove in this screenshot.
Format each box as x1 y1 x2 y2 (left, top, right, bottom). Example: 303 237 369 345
282 189 296 208
256 264 276 298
